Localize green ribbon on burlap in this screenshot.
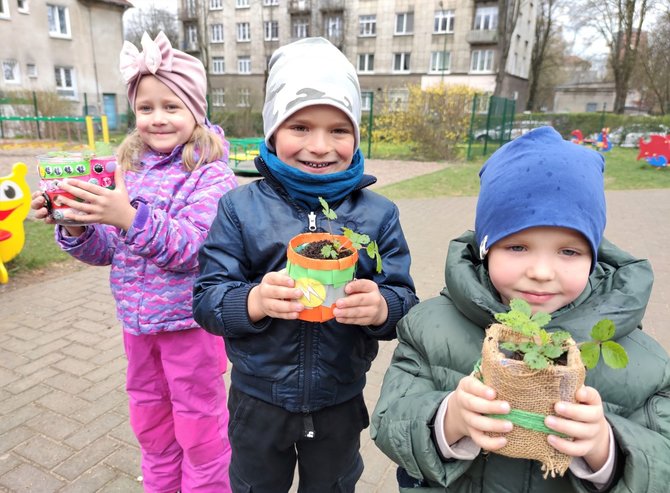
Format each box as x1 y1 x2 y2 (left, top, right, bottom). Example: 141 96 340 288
472 359 569 438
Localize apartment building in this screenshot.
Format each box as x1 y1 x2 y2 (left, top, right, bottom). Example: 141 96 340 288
0 0 131 128
180 0 536 112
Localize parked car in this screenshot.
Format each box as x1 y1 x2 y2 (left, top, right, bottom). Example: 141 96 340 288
607 124 670 148
473 120 550 142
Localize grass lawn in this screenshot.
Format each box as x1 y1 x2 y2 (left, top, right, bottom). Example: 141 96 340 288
377 145 670 200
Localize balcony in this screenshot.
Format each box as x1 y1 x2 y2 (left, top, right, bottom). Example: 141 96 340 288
319 0 344 12
182 41 200 53
287 0 311 13
179 9 197 20
466 29 497 45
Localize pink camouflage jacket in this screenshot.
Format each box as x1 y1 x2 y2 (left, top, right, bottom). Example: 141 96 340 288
56 125 238 335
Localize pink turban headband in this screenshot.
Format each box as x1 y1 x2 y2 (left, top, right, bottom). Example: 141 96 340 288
120 31 208 124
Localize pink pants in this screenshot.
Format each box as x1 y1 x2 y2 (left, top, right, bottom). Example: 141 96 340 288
123 328 231 493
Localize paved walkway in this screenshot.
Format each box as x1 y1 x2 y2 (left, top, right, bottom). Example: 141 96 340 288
1 160 669 491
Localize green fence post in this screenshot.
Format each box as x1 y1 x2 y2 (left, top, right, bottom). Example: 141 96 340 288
467 94 478 161
367 91 374 159
32 91 41 140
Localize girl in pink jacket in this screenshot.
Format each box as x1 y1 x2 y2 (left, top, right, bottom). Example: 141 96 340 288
31 32 237 493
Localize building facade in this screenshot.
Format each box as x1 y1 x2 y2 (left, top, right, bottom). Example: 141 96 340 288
0 0 131 128
180 0 536 113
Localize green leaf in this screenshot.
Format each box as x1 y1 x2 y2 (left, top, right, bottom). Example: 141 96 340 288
321 245 336 259
542 344 565 359
550 331 571 346
591 319 616 342
500 341 519 352
319 196 337 220
518 341 535 353
601 341 629 369
580 342 601 370
510 299 532 317
524 350 549 370
531 311 551 328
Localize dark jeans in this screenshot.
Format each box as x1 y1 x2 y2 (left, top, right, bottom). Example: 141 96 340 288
228 386 368 493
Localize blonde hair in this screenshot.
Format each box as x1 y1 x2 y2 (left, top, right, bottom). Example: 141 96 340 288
116 124 225 172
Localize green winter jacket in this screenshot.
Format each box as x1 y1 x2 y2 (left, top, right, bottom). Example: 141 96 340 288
371 231 670 493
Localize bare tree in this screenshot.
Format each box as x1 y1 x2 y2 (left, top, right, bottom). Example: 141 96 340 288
494 0 523 97
637 9 670 114
575 0 652 113
124 4 179 47
526 0 560 110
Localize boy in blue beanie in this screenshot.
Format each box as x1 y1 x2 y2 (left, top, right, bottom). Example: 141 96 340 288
371 126 670 492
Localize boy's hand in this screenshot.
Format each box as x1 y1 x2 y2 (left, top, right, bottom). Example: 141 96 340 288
545 386 610 471
248 271 304 322
333 279 387 326
445 375 512 451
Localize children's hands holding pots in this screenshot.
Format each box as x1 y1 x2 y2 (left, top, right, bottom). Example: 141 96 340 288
444 375 512 451
333 279 388 326
545 385 610 472
248 271 304 323
45 166 136 232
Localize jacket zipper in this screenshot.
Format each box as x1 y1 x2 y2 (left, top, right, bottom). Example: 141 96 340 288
308 211 317 231
303 211 316 412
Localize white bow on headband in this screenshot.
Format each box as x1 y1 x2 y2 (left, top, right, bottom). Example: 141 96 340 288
119 31 174 84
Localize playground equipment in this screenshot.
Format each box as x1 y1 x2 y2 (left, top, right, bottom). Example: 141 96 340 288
637 134 670 168
228 137 262 175
570 128 612 152
0 162 30 284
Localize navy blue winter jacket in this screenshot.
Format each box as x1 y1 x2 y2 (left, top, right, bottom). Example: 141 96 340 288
193 158 418 413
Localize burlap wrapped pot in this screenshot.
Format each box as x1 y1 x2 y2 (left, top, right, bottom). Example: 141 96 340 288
479 324 586 478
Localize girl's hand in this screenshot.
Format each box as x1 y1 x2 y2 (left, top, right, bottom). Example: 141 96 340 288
333 279 387 326
545 386 610 471
444 375 512 451
30 190 54 223
248 271 304 322
54 166 136 230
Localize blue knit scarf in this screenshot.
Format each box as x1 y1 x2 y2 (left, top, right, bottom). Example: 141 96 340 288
260 142 364 211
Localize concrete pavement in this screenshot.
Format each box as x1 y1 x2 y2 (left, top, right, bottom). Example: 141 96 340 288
1 177 669 491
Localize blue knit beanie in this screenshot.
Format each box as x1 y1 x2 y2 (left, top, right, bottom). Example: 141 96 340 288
475 126 606 269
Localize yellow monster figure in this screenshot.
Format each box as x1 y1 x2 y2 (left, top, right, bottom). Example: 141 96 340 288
0 162 30 284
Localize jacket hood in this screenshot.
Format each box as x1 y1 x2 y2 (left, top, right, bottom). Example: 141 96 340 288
444 230 653 342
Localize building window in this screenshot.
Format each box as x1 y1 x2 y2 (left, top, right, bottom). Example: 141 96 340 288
474 6 498 30
325 15 342 38
470 49 494 72
212 88 225 107
357 54 374 73
2 60 20 83
209 0 222 10
0 0 9 19
212 56 225 74
430 51 451 73
17 0 29 14
185 0 196 17
26 63 37 78
238 56 251 74
54 66 75 97
263 0 279 5
236 0 249 8
388 89 409 111
187 24 198 46
238 88 250 107
434 9 454 33
395 12 413 35
237 22 250 42
264 21 279 40
359 15 376 37
393 52 411 72
293 17 309 38
585 102 598 112
211 24 224 43
47 4 70 37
